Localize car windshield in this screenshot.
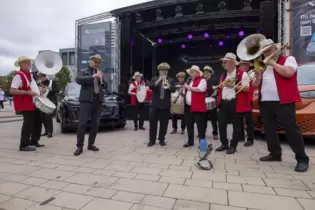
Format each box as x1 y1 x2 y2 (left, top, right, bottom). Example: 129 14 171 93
297 64 315 85
66 83 81 97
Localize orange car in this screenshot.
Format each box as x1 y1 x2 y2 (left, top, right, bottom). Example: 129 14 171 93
252 63 315 136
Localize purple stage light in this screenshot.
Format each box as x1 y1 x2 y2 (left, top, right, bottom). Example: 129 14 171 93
226 35 230 38
158 38 163 44
218 41 224 46
168 40 172 43
131 40 134 46
204 33 209 38
238 30 245 37
181 44 186 49
188 34 193 39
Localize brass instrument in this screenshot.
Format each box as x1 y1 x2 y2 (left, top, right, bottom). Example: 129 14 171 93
212 78 235 90
162 76 170 89
173 77 191 104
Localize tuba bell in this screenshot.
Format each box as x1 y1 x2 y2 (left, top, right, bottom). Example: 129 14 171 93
35 51 63 76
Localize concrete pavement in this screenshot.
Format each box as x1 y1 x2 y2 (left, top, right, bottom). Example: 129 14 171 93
0 120 314 210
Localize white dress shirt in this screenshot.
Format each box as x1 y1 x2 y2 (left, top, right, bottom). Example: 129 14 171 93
11 73 40 101
222 69 249 100
185 78 207 105
260 56 298 101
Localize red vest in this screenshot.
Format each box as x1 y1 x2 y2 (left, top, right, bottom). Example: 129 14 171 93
130 81 145 106
185 77 207 113
259 56 301 104
217 69 252 113
13 71 35 111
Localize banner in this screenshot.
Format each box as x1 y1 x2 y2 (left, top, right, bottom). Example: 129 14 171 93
77 22 112 71
292 0 315 63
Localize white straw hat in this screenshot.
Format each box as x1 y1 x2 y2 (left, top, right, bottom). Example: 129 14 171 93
14 56 34 67
132 71 143 79
220 53 239 65
186 65 203 77
259 39 281 53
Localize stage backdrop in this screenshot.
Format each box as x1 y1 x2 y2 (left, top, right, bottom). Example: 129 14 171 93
77 22 113 91
292 0 315 64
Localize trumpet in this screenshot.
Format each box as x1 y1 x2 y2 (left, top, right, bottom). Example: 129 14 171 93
97 69 105 87
212 78 235 90
162 76 170 89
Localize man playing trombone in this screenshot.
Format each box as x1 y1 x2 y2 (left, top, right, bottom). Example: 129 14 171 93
252 39 309 172
216 53 251 154
128 72 146 131
148 62 175 147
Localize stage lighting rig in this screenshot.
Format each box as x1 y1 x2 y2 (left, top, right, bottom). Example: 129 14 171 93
135 13 143 23
243 0 252 11
175 6 183 17
196 3 204 15
156 9 163 21
218 0 227 12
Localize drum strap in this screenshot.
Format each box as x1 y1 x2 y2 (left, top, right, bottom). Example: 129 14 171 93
195 144 214 170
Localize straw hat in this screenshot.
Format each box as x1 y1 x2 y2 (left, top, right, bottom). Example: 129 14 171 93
220 53 239 65
90 54 103 63
132 71 143 79
157 62 170 71
203 65 214 74
259 39 281 53
186 65 203 77
176 72 186 78
14 56 34 67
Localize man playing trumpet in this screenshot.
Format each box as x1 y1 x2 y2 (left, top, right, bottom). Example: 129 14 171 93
252 39 309 172
148 62 175 147
128 72 146 131
216 53 251 154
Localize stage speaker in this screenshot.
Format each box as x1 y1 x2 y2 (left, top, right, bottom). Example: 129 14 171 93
260 1 276 39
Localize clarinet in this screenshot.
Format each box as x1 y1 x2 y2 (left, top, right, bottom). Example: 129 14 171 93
173 77 192 104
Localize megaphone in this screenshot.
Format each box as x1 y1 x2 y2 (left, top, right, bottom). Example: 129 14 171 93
35 51 63 75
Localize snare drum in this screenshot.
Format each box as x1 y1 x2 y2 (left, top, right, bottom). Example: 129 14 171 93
205 97 216 110
34 96 56 114
136 86 152 103
171 90 184 114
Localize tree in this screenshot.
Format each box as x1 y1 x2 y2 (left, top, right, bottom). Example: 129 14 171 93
55 66 71 91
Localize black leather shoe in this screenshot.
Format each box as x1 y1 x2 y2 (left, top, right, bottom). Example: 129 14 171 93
19 146 36 152
215 145 228 152
244 141 253 147
41 132 48 136
159 141 166 146
147 141 155 147
260 154 282 162
30 143 45 148
134 127 138 131
139 127 146 130
183 143 194 148
226 147 236 155
213 135 218 140
181 130 185 135
74 148 83 156
47 133 53 138
294 162 309 172
170 129 177 134
88 145 99 151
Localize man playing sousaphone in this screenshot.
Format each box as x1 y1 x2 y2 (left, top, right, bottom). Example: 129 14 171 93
128 71 146 131
252 38 309 172
10 56 43 151
170 72 186 135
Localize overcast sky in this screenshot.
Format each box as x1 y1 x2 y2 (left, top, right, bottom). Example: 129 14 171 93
0 0 151 75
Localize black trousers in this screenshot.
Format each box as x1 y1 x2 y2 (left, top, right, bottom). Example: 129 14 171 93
205 109 218 136
40 112 53 134
0 101 3 109
218 100 242 148
240 102 254 141
185 105 207 145
260 101 309 163
20 110 42 148
77 100 102 148
133 102 145 128
171 114 186 130
149 107 170 142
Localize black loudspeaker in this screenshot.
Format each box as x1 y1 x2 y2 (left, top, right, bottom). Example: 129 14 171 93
260 1 276 39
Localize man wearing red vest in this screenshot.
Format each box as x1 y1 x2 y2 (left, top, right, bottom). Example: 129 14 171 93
216 53 251 154
238 60 255 147
252 39 309 172
183 65 207 148
128 71 146 131
10 56 43 151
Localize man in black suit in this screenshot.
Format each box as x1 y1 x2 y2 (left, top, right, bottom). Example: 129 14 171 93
148 62 175 147
74 54 105 156
37 73 57 138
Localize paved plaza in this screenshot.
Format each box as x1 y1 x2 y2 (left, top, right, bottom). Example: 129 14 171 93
0 110 315 209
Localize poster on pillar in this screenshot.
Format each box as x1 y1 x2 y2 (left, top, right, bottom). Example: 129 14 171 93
292 0 315 64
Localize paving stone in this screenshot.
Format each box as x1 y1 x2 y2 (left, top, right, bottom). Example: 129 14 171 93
227 175 265 186
73 167 96 173
265 173 294 180
65 173 118 188
149 164 170 169
112 191 145 203
169 165 192 171
82 198 133 210
238 171 266 178
131 167 162 175
0 198 35 210
3 174 29 182
164 184 228 205
228 191 303 210
23 177 48 186
160 169 192 178
27 204 63 210
105 164 135 172
144 157 183 165
114 172 138 178
173 199 210 210
274 188 312 198
92 169 116 176
15 186 60 202
50 191 93 209
62 184 92 194
159 176 185 185
27 168 76 181
308 191 315 199
185 179 213 188
298 198 315 210
213 182 242 191
141 195 175 209
192 171 226 182
135 174 160 182
40 180 69 190
131 204 169 210
110 178 168 196
264 178 308 190
0 194 11 203
85 187 117 198
210 204 246 210
242 185 276 195
0 181 30 195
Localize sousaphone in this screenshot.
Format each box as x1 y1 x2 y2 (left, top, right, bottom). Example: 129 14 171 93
35 51 63 75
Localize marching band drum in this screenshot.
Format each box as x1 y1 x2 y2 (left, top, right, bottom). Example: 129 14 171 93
136 85 152 103
205 97 216 110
